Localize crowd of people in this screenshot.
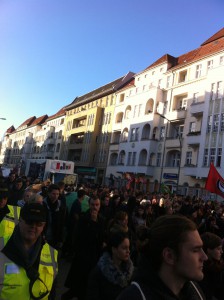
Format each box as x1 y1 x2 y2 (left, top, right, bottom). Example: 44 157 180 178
0 171 224 300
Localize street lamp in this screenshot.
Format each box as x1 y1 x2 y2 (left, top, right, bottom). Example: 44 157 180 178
157 112 182 194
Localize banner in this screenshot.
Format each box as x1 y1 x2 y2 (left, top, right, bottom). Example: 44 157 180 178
205 163 224 199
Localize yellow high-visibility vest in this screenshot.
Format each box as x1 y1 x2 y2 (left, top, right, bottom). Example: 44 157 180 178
0 205 20 238
0 237 58 300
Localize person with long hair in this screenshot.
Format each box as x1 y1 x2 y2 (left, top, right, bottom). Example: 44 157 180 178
86 230 134 300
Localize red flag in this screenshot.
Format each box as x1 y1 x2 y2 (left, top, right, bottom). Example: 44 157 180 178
205 163 224 198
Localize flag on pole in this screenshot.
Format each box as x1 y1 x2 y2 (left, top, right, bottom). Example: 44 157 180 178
205 163 224 199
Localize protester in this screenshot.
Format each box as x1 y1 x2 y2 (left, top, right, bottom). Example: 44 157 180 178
0 202 58 299
199 232 224 300
8 177 25 206
0 184 21 238
62 196 106 300
43 184 67 250
117 214 207 300
86 230 134 300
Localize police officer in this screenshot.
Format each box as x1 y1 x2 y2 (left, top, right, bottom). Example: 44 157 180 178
0 184 20 238
0 202 58 300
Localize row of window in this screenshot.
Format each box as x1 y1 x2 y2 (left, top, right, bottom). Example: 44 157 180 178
207 113 224 133
203 148 222 167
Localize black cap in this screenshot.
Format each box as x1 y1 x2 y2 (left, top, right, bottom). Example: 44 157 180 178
20 203 47 222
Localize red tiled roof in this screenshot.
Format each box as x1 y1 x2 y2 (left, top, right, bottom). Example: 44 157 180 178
30 114 48 126
17 116 36 128
65 72 135 109
116 79 135 93
174 37 224 69
6 126 15 134
144 54 177 71
47 107 65 121
143 28 224 71
201 27 224 46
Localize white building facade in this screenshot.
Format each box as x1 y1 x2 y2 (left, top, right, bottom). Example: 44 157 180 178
106 28 224 198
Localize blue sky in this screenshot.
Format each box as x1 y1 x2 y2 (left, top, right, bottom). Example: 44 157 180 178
0 0 223 137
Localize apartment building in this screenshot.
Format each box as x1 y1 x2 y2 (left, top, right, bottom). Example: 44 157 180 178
1 28 223 197
0 108 66 174
106 28 224 198
62 72 134 184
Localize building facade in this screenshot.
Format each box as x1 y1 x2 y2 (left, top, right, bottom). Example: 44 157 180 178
62 72 134 184
1 28 224 198
106 28 224 198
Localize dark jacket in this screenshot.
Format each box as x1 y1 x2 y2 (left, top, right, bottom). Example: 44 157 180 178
199 258 224 300
86 252 134 300
64 210 106 299
117 256 205 300
43 197 66 249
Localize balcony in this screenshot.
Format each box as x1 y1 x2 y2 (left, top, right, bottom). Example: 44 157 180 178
166 108 187 120
184 165 197 177
109 144 119 151
190 101 204 118
186 131 201 147
165 137 182 148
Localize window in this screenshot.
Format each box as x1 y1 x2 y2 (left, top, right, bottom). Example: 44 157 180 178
138 104 142 117
171 152 180 167
156 153 161 167
158 79 162 88
160 67 163 72
203 149 209 166
209 148 216 165
195 64 202 78
192 93 199 103
130 129 135 141
132 152 136 165
177 125 184 138
118 152 125 165
207 60 213 70
179 70 187 83
212 114 219 132
160 126 165 140
119 93 125 102
130 128 139 141
133 105 138 118
221 114 224 131
189 122 196 133
217 81 223 98
186 151 192 165
166 76 171 88
143 85 146 91
179 98 187 110
210 83 215 100
207 116 212 133
136 128 139 141
220 56 224 65
217 148 222 167
127 152 132 165
152 71 155 75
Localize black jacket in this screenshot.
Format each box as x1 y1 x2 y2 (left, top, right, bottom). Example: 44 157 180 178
117 256 205 300
86 252 134 300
